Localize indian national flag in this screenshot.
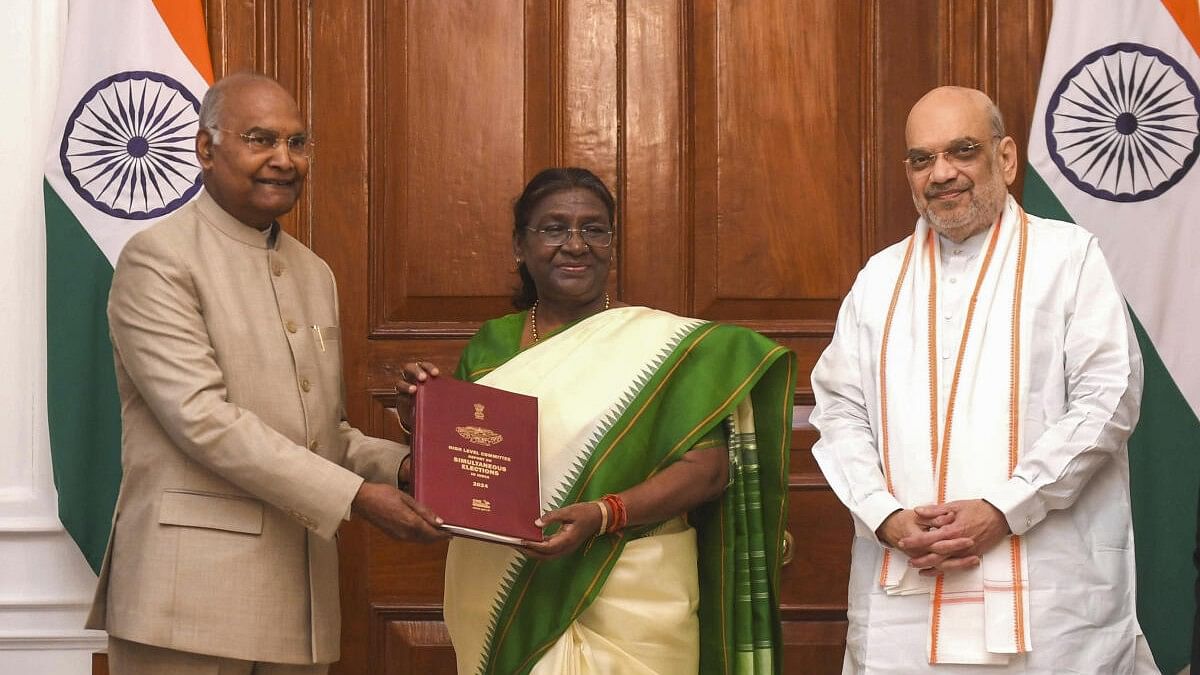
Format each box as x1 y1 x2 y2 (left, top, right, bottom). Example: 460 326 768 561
1025 1 1200 671
44 0 212 573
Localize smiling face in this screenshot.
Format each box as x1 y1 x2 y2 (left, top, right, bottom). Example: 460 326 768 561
196 78 308 229
905 87 1018 242
513 187 612 310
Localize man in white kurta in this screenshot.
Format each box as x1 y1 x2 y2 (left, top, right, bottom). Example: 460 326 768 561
811 86 1157 673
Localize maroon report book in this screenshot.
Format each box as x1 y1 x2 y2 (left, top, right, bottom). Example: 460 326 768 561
412 376 542 544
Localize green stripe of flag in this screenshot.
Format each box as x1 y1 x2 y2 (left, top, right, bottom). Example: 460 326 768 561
1024 167 1200 674
44 179 122 573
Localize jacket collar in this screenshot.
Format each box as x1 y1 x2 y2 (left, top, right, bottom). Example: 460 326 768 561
196 190 281 250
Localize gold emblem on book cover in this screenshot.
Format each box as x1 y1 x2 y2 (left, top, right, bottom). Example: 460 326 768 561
473 403 486 420
456 425 503 446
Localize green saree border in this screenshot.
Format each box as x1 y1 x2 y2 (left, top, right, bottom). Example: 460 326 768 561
455 312 794 675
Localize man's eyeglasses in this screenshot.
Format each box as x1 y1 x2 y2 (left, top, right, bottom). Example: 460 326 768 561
525 224 614 248
904 136 999 173
208 127 314 158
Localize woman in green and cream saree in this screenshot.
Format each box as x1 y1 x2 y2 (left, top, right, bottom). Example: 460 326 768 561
399 168 794 675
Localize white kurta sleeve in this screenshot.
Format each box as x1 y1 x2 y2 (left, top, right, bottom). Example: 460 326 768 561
983 238 1143 535
811 276 903 537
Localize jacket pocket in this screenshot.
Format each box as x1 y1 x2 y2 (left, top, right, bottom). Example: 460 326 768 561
158 489 264 535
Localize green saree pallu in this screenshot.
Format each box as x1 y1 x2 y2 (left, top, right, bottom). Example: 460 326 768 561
444 306 795 675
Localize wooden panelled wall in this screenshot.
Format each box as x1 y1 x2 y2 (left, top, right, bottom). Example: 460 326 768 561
202 2 1050 673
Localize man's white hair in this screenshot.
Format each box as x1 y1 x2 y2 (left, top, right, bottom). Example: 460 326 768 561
987 99 1007 139
198 72 278 144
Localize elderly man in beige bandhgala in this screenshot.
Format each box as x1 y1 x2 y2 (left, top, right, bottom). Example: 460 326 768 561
86 73 447 675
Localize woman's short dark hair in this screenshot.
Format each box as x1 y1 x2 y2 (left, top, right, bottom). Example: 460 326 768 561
511 167 615 309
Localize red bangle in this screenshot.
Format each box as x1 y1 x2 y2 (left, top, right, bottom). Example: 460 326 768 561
601 493 627 534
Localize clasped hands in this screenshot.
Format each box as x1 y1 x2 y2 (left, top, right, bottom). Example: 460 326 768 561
876 499 1010 576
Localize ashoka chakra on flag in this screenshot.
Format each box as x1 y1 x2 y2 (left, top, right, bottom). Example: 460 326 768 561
58 70 203 220
1046 42 1200 203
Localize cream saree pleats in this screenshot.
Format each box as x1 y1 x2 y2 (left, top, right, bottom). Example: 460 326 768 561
444 308 706 674
444 306 794 675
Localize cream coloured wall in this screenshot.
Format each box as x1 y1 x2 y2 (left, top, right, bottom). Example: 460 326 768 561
0 2 107 673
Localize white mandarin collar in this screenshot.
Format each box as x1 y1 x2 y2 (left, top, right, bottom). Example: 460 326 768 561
938 219 995 263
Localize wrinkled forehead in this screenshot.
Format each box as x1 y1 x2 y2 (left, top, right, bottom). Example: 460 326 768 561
905 94 992 151
532 188 611 219
220 82 306 133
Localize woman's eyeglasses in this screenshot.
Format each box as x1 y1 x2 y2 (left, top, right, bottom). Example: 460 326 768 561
525 224 614 248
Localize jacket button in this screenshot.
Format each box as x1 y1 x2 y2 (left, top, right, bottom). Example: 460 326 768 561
300 378 311 392
273 263 284 276
285 320 298 333
309 439 320 451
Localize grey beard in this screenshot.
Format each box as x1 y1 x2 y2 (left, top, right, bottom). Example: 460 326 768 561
920 179 1006 240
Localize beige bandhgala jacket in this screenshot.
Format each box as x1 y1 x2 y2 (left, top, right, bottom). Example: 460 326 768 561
86 190 406 665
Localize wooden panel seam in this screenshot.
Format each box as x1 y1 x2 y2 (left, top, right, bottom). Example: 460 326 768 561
862 0 880 260
365 0 399 338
